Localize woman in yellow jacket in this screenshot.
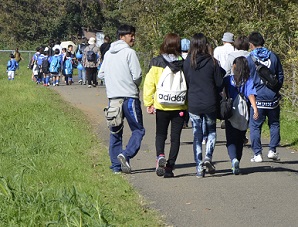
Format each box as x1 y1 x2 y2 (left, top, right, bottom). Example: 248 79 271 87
143 33 187 178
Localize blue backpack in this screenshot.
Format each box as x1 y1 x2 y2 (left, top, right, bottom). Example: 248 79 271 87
63 59 73 75
49 56 61 73
37 54 45 66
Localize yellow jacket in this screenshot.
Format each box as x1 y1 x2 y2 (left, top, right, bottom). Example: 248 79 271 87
143 55 187 111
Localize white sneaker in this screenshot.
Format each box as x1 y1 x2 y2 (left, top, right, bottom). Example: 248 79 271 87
251 154 263 163
117 153 131 174
267 150 280 161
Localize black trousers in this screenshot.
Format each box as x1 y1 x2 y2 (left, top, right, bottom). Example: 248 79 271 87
155 109 185 168
86 67 97 86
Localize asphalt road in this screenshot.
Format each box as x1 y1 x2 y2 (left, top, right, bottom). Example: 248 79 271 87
53 80 298 227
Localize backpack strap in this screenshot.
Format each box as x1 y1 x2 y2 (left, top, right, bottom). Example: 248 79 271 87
250 55 261 66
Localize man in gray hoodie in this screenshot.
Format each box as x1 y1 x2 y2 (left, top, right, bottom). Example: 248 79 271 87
98 24 145 174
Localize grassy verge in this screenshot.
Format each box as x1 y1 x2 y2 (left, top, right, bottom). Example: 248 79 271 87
0 61 163 226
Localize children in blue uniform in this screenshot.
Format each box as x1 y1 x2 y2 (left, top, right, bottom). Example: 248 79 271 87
7 54 18 80
49 49 62 86
36 49 46 84
63 52 73 85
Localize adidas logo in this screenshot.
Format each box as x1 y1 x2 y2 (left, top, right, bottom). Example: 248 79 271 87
158 93 186 102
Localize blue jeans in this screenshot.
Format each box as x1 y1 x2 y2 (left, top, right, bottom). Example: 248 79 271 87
109 98 145 172
249 106 280 155
189 112 217 172
78 68 86 83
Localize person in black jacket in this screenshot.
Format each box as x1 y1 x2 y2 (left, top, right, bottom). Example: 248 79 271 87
183 33 223 178
100 35 111 62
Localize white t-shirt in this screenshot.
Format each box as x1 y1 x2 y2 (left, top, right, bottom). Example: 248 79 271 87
213 43 235 68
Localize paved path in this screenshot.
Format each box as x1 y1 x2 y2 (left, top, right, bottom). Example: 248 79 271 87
53 81 298 227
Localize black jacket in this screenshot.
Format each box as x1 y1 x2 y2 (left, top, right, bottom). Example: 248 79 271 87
183 54 223 115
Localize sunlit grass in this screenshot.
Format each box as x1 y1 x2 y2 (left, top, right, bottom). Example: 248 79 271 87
0 52 163 226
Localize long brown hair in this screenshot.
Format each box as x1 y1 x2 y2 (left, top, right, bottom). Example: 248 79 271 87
160 33 181 56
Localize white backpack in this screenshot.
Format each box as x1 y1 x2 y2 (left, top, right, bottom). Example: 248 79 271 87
156 66 187 105
228 89 249 131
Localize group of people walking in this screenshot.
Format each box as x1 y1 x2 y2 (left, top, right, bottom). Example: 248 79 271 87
27 36 111 88
94 25 284 178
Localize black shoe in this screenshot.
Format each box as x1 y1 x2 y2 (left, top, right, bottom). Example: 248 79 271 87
164 167 174 178
220 121 225 129
243 136 249 145
204 158 216 174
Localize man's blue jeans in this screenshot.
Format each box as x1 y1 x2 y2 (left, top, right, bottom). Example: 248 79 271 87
189 112 217 172
109 98 145 172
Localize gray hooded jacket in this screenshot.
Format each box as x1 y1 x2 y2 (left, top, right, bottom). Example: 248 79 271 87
98 40 142 99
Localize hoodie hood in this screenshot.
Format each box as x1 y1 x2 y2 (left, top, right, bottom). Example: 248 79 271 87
162 54 184 73
195 54 212 70
251 47 271 61
109 40 130 54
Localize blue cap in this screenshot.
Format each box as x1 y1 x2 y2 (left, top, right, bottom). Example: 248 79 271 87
181 38 190 52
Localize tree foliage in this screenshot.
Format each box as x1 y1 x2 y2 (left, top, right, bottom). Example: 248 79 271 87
0 0 298 106
100 0 298 106
0 0 104 49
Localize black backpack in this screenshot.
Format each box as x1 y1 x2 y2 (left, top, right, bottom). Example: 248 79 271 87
41 57 50 73
86 47 96 62
251 56 279 91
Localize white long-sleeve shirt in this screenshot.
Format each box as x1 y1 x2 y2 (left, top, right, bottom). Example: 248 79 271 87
214 43 235 68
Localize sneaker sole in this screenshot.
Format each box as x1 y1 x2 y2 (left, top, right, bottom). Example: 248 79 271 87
156 157 166 177
204 161 216 174
117 155 131 174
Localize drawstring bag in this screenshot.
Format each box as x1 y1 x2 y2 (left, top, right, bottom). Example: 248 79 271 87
228 86 249 131
156 66 187 105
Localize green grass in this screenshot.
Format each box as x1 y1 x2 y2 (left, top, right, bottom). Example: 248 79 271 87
0 52 163 226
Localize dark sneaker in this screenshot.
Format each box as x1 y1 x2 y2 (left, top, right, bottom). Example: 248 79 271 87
220 121 225 129
117 154 131 174
204 158 216 174
243 136 249 145
164 167 174 178
156 155 166 177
